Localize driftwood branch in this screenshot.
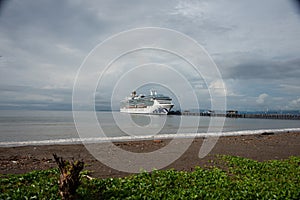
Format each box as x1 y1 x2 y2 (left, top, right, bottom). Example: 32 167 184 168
82 174 95 180
53 154 84 200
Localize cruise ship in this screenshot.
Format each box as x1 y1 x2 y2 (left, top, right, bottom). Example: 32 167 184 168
120 90 174 114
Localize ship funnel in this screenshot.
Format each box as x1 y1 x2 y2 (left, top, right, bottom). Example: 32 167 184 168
150 89 157 96
131 91 136 97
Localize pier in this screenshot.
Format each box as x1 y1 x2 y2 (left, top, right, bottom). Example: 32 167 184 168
174 111 300 120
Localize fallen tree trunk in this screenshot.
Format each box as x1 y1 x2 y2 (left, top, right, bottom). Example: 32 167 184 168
53 154 84 200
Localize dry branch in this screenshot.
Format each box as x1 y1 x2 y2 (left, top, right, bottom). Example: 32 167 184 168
53 154 84 200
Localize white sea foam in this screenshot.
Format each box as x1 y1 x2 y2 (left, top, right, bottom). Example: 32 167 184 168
0 128 300 147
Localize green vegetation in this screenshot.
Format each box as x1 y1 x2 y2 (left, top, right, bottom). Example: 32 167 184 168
1 156 300 199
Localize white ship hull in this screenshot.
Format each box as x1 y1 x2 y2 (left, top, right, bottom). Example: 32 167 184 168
120 101 173 115
120 90 174 115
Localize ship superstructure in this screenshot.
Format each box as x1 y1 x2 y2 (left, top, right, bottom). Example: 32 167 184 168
120 90 174 114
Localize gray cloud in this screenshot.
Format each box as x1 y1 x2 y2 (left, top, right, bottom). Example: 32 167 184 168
225 58 300 80
0 0 300 111
0 84 72 110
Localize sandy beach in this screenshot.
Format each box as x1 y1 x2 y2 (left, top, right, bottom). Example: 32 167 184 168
0 131 299 178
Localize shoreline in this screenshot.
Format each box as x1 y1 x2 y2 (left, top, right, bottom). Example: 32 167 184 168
0 131 299 178
1 127 300 148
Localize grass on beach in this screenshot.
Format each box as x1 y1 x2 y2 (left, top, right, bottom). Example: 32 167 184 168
1 155 300 199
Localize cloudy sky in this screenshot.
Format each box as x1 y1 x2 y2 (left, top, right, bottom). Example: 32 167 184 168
0 0 300 111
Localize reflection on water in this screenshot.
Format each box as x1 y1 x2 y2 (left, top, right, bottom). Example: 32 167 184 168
109 112 171 137
130 114 151 127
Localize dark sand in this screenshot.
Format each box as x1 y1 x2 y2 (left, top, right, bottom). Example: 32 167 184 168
0 132 299 178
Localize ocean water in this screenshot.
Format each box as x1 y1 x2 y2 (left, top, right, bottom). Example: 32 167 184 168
0 110 299 147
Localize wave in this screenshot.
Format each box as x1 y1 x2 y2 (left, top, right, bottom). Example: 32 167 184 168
1 128 300 147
